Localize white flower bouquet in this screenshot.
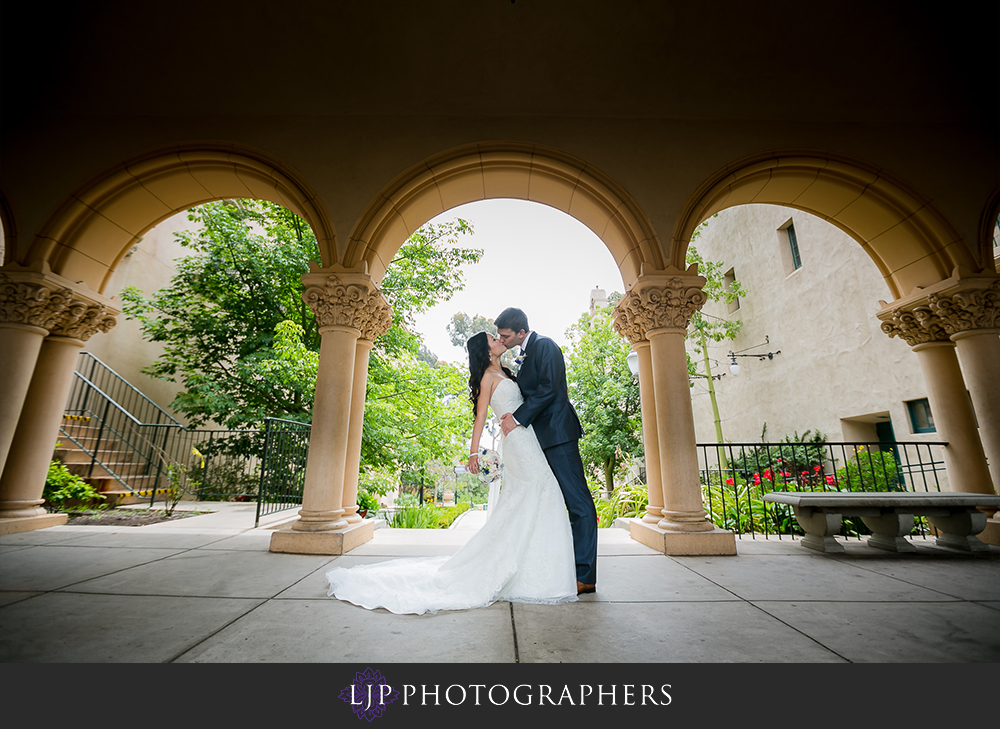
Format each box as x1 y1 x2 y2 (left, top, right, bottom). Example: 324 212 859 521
476 447 503 485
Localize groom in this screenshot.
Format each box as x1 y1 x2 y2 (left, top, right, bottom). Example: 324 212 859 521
495 307 598 595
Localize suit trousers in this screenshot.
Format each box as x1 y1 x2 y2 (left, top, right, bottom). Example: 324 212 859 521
542 440 598 585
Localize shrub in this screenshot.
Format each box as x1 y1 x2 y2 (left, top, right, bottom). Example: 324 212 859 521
831 446 901 492
592 480 649 528
701 474 796 535
390 505 441 529
43 461 105 510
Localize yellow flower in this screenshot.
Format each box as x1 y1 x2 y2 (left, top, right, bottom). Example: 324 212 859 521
192 447 206 470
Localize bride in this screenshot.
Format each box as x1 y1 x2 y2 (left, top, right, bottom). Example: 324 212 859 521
325 331 577 614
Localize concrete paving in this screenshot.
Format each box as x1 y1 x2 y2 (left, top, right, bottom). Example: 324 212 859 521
1 503 998 663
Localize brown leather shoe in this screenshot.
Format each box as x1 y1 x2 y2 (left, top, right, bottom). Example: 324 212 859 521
577 581 596 595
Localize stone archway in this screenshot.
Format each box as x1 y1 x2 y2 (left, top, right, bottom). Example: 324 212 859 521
18 143 337 294
0 143 336 533
670 150 985 301
269 141 737 556
668 151 999 513
343 142 665 288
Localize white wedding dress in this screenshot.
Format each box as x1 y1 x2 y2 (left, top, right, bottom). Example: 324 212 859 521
326 378 577 614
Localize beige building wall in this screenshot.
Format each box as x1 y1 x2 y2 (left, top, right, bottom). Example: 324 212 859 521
81 212 195 424
687 204 944 449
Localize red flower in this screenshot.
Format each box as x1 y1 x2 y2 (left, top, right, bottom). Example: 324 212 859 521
825 475 835 486
752 474 761 485
725 478 734 485
783 471 791 477
801 471 808 477
814 465 821 472
763 468 772 480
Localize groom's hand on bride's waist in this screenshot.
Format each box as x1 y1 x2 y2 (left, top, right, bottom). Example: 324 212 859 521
500 413 520 435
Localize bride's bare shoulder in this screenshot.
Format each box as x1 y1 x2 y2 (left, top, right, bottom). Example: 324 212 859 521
480 370 510 399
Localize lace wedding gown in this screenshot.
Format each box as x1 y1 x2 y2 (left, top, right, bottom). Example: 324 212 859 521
326 378 577 614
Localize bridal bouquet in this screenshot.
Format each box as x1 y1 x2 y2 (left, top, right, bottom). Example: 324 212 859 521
476 447 503 485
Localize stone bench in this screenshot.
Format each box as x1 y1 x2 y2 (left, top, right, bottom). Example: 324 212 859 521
762 492 1000 553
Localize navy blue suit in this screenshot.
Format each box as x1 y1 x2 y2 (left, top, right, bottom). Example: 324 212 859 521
513 333 598 585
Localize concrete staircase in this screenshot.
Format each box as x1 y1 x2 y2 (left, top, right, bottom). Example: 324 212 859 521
56 416 170 506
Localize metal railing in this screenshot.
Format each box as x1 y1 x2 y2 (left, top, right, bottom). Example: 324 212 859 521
60 352 304 507
256 418 312 526
696 440 948 540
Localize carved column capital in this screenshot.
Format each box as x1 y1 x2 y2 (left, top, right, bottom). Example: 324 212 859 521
302 271 393 339
0 271 119 341
878 274 1000 347
613 267 707 343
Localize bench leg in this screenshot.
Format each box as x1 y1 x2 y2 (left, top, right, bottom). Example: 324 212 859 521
861 513 916 553
794 507 844 553
928 510 989 552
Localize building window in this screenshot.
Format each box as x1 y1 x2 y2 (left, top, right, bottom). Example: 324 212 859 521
777 218 803 275
906 398 935 433
723 268 740 313
787 224 802 270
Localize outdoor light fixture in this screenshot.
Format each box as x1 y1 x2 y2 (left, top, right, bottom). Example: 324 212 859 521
627 350 639 377
728 336 781 375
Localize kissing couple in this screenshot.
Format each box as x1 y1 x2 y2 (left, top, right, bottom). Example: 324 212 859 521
326 307 598 614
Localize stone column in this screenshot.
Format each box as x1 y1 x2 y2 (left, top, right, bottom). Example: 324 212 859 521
342 308 391 521
633 341 664 523
952 330 1000 494
270 264 391 555
930 280 1000 496
0 275 117 534
613 265 736 555
878 273 998 497
0 272 89 478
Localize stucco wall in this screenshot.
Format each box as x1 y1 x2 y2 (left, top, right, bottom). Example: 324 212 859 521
82 212 195 424
686 205 941 448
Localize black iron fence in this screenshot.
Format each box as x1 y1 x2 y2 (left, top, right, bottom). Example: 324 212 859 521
696 440 948 539
61 353 309 511
256 418 312 526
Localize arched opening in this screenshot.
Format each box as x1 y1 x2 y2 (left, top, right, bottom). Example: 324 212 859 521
343 142 665 289
17 143 336 295
672 151 982 301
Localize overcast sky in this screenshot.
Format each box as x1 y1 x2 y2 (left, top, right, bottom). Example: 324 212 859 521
411 199 625 364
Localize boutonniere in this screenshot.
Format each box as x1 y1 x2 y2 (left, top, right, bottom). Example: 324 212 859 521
513 348 527 369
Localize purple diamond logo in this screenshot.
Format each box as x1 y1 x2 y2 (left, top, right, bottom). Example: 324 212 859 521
340 667 399 721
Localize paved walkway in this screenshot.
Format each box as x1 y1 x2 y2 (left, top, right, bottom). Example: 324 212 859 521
1 503 998 663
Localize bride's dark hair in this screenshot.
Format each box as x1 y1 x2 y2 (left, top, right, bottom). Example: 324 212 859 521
467 332 515 418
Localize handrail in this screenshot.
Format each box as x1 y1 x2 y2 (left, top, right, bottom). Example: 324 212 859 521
76 351 182 426
68 372 144 426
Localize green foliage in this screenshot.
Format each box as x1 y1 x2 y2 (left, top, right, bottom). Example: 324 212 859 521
121 200 321 428
685 219 747 353
388 502 471 529
447 312 496 347
44 461 105 510
728 430 830 485
701 474 797 535
390 505 441 529
123 201 482 476
435 503 472 528
684 220 746 434
356 490 380 513
590 478 649 528
565 304 642 495
832 446 901 492
447 311 515 368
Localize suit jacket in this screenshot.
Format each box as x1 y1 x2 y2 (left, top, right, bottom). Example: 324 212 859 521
512 333 584 450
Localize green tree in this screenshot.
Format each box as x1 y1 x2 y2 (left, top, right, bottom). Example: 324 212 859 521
121 200 321 428
686 220 747 469
446 312 497 348
122 202 482 474
565 299 643 496
447 312 515 368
